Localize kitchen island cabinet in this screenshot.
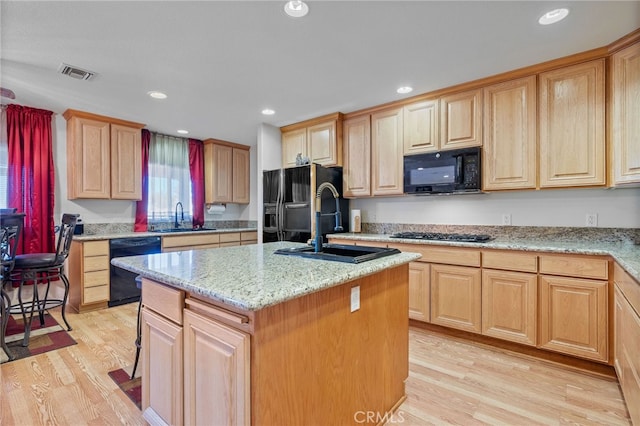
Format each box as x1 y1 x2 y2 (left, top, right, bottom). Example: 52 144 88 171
112 242 420 426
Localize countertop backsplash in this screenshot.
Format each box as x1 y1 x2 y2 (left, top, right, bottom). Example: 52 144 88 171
363 223 640 245
82 220 257 235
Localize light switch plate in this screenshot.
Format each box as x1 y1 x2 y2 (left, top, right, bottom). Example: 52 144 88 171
350 286 360 312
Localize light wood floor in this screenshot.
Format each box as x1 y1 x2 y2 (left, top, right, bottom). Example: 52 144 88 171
1 304 631 425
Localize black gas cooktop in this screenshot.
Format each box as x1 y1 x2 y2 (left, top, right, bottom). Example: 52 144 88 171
390 232 494 243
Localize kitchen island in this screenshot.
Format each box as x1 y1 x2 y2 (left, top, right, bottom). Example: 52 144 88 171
111 241 421 426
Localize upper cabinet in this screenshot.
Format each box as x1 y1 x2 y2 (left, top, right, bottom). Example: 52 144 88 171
280 113 343 168
342 115 371 198
539 59 605 188
64 109 144 200
611 41 640 186
403 99 439 154
483 76 537 190
204 139 250 204
440 88 483 150
371 107 404 196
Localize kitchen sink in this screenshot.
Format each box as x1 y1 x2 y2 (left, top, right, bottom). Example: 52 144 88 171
152 227 217 233
274 243 401 264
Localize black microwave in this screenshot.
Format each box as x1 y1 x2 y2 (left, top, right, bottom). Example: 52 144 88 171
403 147 481 194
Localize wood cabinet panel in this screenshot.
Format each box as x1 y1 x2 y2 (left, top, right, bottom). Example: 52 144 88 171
482 250 537 273
539 254 608 280
342 115 371 197
83 255 109 272
83 270 109 288
483 76 537 190
204 140 250 205
162 233 221 250
232 148 250 204
110 124 142 200
614 285 625 380
408 261 430 322
611 42 640 185
403 100 439 154
83 285 109 304
615 263 640 315
67 117 111 199
281 128 307 168
430 264 482 333
83 240 109 257
620 289 640 425
183 309 250 426
371 107 404 196
440 89 482 149
281 113 342 168
539 60 605 187
538 275 608 362
482 269 537 346
67 240 110 313
308 120 340 166
142 279 185 325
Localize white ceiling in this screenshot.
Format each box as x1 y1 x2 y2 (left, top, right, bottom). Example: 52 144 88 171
2 1 639 146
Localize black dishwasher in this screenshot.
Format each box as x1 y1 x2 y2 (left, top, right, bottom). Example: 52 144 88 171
109 237 161 307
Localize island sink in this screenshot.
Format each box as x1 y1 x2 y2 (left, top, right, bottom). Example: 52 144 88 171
274 243 401 263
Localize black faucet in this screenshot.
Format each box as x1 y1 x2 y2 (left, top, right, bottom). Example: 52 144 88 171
174 202 184 229
312 182 343 253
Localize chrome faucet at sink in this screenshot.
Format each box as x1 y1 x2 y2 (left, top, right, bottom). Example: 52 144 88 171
312 182 343 253
174 201 184 229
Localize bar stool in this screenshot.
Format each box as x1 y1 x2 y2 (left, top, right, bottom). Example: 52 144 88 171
8 213 78 346
1 212 25 361
131 275 143 379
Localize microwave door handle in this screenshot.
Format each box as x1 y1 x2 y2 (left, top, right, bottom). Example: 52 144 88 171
455 155 464 184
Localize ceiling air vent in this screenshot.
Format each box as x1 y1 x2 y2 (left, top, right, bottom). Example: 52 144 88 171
58 63 96 81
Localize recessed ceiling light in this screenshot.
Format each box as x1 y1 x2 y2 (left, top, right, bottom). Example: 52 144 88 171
397 86 413 94
177 129 189 135
284 1 309 18
538 8 569 25
147 91 167 99
262 108 276 115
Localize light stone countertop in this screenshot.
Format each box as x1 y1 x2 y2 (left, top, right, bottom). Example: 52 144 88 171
111 241 421 311
328 233 640 284
73 228 257 241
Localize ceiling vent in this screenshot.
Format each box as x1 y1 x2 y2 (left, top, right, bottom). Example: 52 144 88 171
58 63 96 81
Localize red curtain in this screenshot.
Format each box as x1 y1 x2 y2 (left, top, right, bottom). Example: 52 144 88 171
6 104 55 254
189 139 205 227
134 129 151 232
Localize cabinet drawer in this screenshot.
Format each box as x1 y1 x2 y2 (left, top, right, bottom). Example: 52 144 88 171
220 242 240 248
220 232 241 243
240 241 257 246
84 240 109 257
84 270 109 288
240 231 257 241
615 263 640 316
142 278 185 325
162 233 220 249
84 284 109 303
84 255 109 272
482 250 537 273
539 255 608 280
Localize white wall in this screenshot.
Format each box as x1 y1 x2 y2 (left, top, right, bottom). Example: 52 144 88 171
352 187 640 228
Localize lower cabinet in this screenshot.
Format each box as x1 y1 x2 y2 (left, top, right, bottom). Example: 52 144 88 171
408 262 429 322
430 264 482 333
67 240 110 312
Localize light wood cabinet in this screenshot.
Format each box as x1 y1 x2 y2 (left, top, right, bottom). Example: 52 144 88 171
483 76 537 190
204 139 250 205
403 99 439 154
611 42 640 185
430 263 482 333
64 109 144 200
539 60 605 188
440 89 482 149
342 115 372 197
371 107 404 196
161 231 257 252
67 240 110 313
614 285 625 380
615 280 640 425
280 113 343 168
408 261 430 322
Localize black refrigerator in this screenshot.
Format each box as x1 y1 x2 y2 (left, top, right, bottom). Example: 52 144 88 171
263 164 349 243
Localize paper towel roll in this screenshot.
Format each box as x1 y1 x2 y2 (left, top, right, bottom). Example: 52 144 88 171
207 204 226 215
350 209 361 233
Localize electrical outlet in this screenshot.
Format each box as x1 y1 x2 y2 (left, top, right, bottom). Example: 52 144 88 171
350 286 360 312
586 213 598 227
501 213 512 226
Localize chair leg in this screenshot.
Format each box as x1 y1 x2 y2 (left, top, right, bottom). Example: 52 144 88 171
16 280 35 347
131 299 143 379
1 288 15 361
59 270 72 331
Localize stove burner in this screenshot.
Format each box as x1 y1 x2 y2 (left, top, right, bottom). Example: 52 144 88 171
390 232 493 243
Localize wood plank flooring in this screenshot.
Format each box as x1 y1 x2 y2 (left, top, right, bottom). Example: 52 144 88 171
1 304 631 425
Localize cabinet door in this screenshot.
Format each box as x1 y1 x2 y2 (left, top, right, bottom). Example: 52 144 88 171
141 308 183 426
483 76 537 190
440 89 482 149
539 60 605 187
611 42 640 185
403 100 439 154
67 116 111 199
371 107 404 196
482 269 537 346
110 124 142 200
430 264 482 333
308 120 340 167
408 262 430 322
281 128 307 168
538 275 608 362
184 309 250 426
620 290 640 425
232 148 250 204
205 143 233 203
342 115 371 197
614 285 625 379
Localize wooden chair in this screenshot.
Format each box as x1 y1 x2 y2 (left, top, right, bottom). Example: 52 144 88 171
1 213 25 360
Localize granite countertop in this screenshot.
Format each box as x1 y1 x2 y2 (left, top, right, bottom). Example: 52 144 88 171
111 241 421 311
329 233 640 284
73 227 257 241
